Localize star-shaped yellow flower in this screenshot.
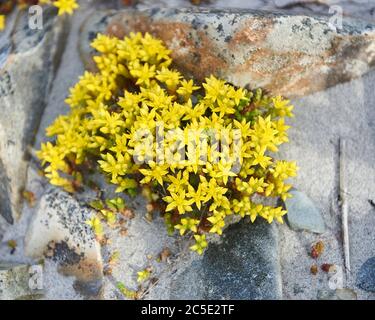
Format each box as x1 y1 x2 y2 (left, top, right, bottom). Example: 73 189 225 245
53 0 79 16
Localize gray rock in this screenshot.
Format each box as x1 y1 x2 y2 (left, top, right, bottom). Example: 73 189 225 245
317 289 337 300
336 288 357 300
79 10 117 71
278 69 375 299
0 218 6 242
148 219 281 300
134 0 375 23
0 7 68 228
356 257 375 292
317 288 357 300
80 7 375 98
0 263 44 300
284 189 325 233
24 187 103 297
100 194 179 299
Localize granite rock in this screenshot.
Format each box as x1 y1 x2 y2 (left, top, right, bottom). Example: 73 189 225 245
0 7 68 228
147 219 281 300
0 263 44 300
98 194 179 299
317 288 357 300
24 188 103 297
79 10 118 71
356 257 375 293
278 67 375 300
80 7 375 97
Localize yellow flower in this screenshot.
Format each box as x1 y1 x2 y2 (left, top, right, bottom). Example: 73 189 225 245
98 152 129 182
86 216 104 238
215 161 237 185
177 79 200 100
270 160 298 180
199 176 227 203
249 203 264 223
251 115 279 152
129 61 156 87
272 96 294 118
0 15 5 31
234 118 252 138
190 234 208 255
251 146 272 169
187 184 205 210
259 206 287 224
203 75 227 103
227 86 248 106
53 0 79 16
115 177 138 193
212 97 235 117
167 170 189 193
45 170 74 193
183 101 207 121
156 67 181 91
175 218 200 235
273 118 290 144
137 269 151 283
139 161 169 186
110 134 128 156
140 33 172 65
92 110 124 135
65 84 89 108
207 213 225 235
163 190 194 214
100 209 117 226
91 34 119 54
236 176 268 195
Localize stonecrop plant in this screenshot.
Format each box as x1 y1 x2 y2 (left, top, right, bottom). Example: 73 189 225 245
38 32 298 254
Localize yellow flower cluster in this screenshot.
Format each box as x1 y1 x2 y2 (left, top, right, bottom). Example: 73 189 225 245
38 32 298 254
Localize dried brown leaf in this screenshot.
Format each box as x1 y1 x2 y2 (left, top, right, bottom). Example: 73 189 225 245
310 264 318 275
159 247 171 262
311 241 324 259
23 190 36 207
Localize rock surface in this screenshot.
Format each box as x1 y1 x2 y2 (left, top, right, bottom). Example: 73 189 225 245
79 10 118 71
147 219 281 300
284 189 326 233
20 187 281 300
335 288 358 300
0 263 43 300
81 7 375 97
100 195 179 300
0 1 374 300
24 188 103 297
278 67 375 300
356 257 375 292
317 288 357 300
0 7 67 228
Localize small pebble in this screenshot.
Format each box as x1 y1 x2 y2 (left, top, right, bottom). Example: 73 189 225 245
284 189 326 234
356 257 375 292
